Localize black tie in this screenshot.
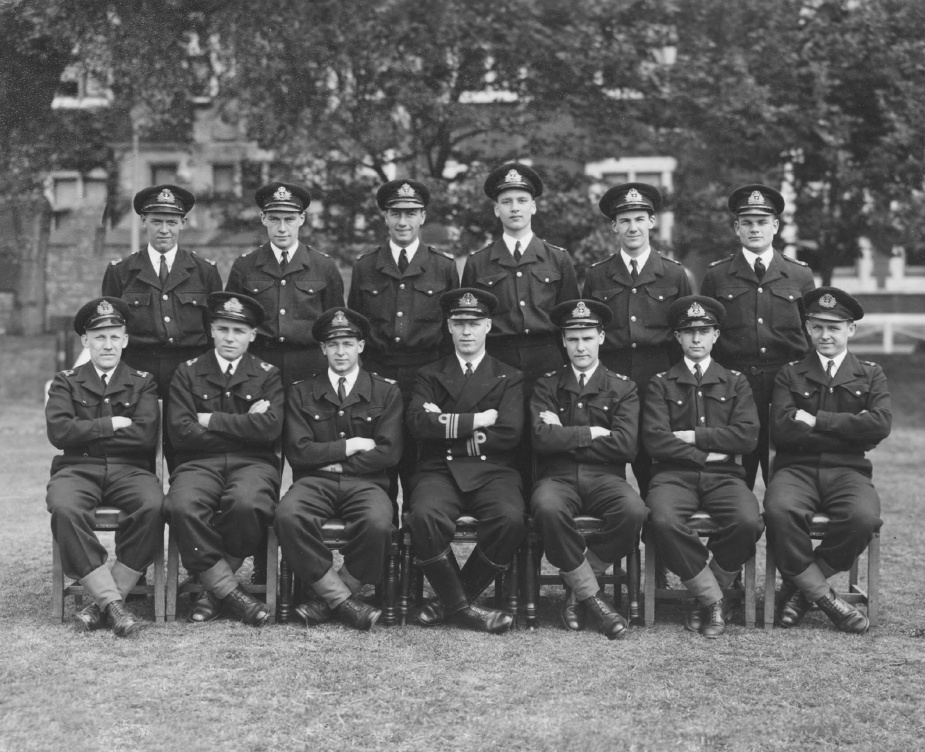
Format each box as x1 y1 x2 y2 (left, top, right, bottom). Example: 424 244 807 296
464 362 473 380
578 372 586 392
754 256 766 282
826 359 835 382
280 249 289 272
158 254 169 286
337 376 347 404
630 259 639 282
100 372 108 391
513 241 522 263
398 248 409 273
224 363 234 384
694 363 702 383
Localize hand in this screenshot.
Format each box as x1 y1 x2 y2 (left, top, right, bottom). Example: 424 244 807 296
422 402 441 414
589 426 611 440
673 430 696 444
248 399 270 414
320 463 344 473
473 409 498 429
197 413 212 428
705 452 731 463
794 409 817 427
539 410 562 426
111 416 132 431
345 437 376 456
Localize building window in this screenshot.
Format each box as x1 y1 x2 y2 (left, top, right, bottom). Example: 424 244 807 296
212 164 236 195
52 178 80 209
151 164 178 185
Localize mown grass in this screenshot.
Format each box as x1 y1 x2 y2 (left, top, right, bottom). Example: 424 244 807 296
1 355 924 752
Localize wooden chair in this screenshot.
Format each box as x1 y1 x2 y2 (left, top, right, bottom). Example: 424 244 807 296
643 510 757 627
521 517 641 630
762 515 880 629
276 520 401 625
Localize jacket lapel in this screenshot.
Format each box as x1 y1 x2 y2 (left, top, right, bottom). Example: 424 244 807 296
434 357 467 406
374 245 403 280
76 362 106 396
163 249 195 293
256 244 284 280
131 251 162 290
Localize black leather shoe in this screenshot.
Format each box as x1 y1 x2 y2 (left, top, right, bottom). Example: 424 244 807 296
106 600 142 638
294 599 334 626
685 602 704 633
451 604 513 635
815 589 869 634
561 588 586 632
188 589 225 623
126 572 148 601
76 602 107 631
415 597 445 627
581 591 627 640
777 581 810 628
333 595 381 631
701 598 731 639
223 585 270 626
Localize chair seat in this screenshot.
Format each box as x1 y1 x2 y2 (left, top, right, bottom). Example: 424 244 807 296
809 513 832 536
90 507 123 530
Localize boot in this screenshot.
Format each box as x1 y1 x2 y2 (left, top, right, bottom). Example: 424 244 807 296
701 598 733 639
188 589 225 623
685 602 704 633
561 588 585 632
333 595 381 631
418 549 512 634
294 599 334 626
106 600 143 638
76 602 107 631
815 589 869 634
223 585 270 626
417 546 506 627
776 580 811 628
581 591 627 640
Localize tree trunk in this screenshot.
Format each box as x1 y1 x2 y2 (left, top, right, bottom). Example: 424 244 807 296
7 195 52 336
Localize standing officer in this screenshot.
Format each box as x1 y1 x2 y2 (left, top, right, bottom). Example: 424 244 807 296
461 162 579 391
405 288 526 634
226 181 345 388
701 184 815 489
275 308 403 631
348 178 459 505
642 296 764 638
164 292 284 626
102 185 222 398
530 299 647 639
584 183 691 496
45 297 164 636
764 288 891 634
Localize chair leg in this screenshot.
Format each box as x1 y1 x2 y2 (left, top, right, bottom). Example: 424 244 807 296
627 544 641 624
763 545 777 629
523 538 538 629
506 552 519 627
644 537 655 626
868 532 880 628
51 539 65 623
381 546 399 626
166 529 180 622
265 526 279 625
744 554 756 628
153 525 166 623
277 559 292 624
398 535 413 626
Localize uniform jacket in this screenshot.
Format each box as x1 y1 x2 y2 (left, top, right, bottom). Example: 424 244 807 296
583 250 691 355
461 237 579 339
407 354 524 492
167 350 284 465
700 250 815 368
771 352 891 475
101 248 222 349
225 242 345 347
347 243 459 357
643 360 759 475
531 364 639 479
284 369 403 486
46 361 160 472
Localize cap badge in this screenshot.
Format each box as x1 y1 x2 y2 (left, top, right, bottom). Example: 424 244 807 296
157 188 176 205
274 186 292 202
625 188 643 203
504 169 524 184
687 302 706 319
748 190 766 205
572 301 591 318
459 292 478 308
819 293 837 309
97 300 114 316
223 297 245 314
332 310 350 327
397 183 416 198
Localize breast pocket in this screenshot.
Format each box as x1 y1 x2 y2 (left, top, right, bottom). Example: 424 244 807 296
530 267 562 305
176 292 209 334
643 285 678 329
789 380 821 411
293 280 327 319
770 287 803 328
703 389 735 423
474 271 508 292
590 286 625 307
245 278 278 307
836 381 871 413
193 386 224 412
715 287 751 331
350 407 383 438
412 279 447 322
357 281 392 322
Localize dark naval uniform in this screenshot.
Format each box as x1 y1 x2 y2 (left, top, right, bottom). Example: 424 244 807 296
45 360 164 582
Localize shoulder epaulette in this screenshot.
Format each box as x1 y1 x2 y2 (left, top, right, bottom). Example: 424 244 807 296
655 371 666 379
543 370 557 378
470 243 492 256
135 370 150 378
61 369 75 376
729 369 741 376
709 255 735 267
544 240 566 253
357 247 379 259
590 254 616 267
259 361 274 372
429 246 455 260
185 358 198 366
615 372 628 381
291 379 305 386
782 255 808 266
109 258 120 266
863 360 878 367
371 372 397 385
208 259 216 265
318 249 332 258
788 360 799 366
662 255 683 266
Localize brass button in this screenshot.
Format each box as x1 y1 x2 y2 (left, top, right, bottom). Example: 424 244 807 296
281 280 286 286
162 294 168 301
280 309 286 315
164 316 170 322
516 271 523 277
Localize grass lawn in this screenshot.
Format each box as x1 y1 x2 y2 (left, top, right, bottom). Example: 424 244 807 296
1 354 924 751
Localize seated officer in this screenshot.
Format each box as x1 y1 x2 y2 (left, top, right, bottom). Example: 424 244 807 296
406 288 526 634
45 297 163 637
275 308 403 631
164 293 284 626
642 296 763 638
531 299 647 640
764 287 891 634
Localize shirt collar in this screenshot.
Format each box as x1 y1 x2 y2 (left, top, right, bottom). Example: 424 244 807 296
147 245 178 270
742 247 773 271
390 238 421 264
329 366 360 395
572 361 599 386
270 241 299 264
816 349 848 374
684 356 712 376
94 366 116 384
621 247 650 275
456 350 487 375
502 232 533 256
214 351 243 375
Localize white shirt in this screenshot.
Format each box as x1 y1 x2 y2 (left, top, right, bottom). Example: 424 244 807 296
503 232 534 257
816 350 848 377
270 242 299 265
572 361 599 388
214 351 243 376
390 238 421 266
621 247 651 277
94 366 116 387
684 356 712 377
147 244 177 273
329 366 360 396
742 248 773 273
456 350 487 376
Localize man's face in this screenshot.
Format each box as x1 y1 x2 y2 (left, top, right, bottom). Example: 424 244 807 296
674 325 719 362
734 214 779 253
385 208 425 247
448 317 491 357
320 336 364 375
611 210 655 256
493 189 536 234
261 210 305 250
805 317 856 358
81 326 128 372
211 319 256 362
563 327 604 372
142 213 186 253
